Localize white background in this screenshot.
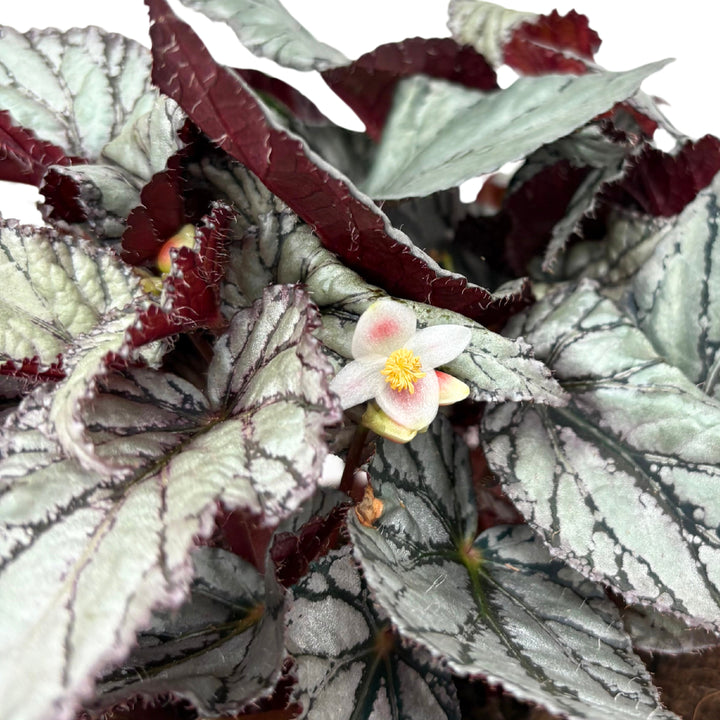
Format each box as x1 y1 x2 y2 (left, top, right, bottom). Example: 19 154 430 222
1 0 718 221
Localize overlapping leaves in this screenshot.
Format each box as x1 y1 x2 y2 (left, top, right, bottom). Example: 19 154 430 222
92 547 287 716
0 285 339 720
483 198 720 624
350 418 676 720
286 545 461 720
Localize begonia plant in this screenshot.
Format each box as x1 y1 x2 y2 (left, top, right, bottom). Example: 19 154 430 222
1 2 720 719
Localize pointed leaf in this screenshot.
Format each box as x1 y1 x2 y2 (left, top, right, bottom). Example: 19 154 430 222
0 27 155 160
93 548 286 715
0 285 339 720
202 166 565 406
322 37 497 141
145 0 524 323
362 63 669 199
286 545 461 720
633 170 720 393
177 0 347 71
350 418 677 720
483 280 720 625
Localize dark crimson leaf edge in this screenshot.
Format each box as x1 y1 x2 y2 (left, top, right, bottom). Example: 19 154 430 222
144 0 529 326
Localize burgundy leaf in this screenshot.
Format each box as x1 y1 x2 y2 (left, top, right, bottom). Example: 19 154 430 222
39 167 90 224
503 160 591 275
127 201 235 348
270 504 349 588
0 110 73 186
504 9 601 75
322 37 497 141
235 657 302 719
236 68 330 126
145 0 524 326
0 355 65 398
604 134 720 217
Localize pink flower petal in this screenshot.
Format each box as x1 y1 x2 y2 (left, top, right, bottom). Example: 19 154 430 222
407 325 471 369
352 299 416 359
436 370 470 405
376 370 440 430
330 357 386 409
362 402 418 444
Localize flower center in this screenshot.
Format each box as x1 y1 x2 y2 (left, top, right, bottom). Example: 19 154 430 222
381 348 426 393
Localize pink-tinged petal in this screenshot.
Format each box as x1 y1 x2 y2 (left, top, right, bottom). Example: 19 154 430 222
407 325 472 369
436 371 470 405
376 370 440 431
330 357 386 409
352 299 416 359
362 402 418 444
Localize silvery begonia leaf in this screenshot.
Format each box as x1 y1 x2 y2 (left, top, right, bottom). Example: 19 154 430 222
633 171 720 394
92 547 286 715
447 0 537 66
362 63 669 200
349 418 677 720
178 0 348 71
45 95 186 237
0 220 143 397
482 279 720 626
556 209 672 295
0 27 155 159
146 0 529 325
0 285 339 720
285 545 461 720
194 161 565 406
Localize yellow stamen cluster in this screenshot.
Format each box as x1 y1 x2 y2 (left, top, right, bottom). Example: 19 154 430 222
381 348 425 393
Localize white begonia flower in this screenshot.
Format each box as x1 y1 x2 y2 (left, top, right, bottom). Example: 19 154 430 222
330 299 472 437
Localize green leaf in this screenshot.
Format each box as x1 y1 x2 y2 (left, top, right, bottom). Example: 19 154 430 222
350 418 677 720
0 27 155 159
286 545 461 720
177 0 348 71
0 285 339 720
482 280 720 625
93 547 286 715
362 63 670 199
633 171 720 394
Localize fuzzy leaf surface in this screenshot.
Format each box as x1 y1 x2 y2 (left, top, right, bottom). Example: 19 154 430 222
633 171 720 392
94 547 286 715
286 545 460 720
350 419 677 720
362 63 669 199
146 0 527 323
0 26 155 159
178 0 347 71
0 220 141 398
483 280 720 625
0 285 339 720
200 162 564 406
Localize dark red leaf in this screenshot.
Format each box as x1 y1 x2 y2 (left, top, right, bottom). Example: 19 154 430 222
0 355 65 398
126 201 234 348
503 160 591 275
504 9 601 75
0 110 73 186
76 695 197 720
603 134 720 217
145 0 524 326
270 504 349 588
237 68 330 126
322 37 497 141
234 657 302 719
40 167 90 224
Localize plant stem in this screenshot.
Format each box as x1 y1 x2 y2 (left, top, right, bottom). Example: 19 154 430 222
339 423 370 501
